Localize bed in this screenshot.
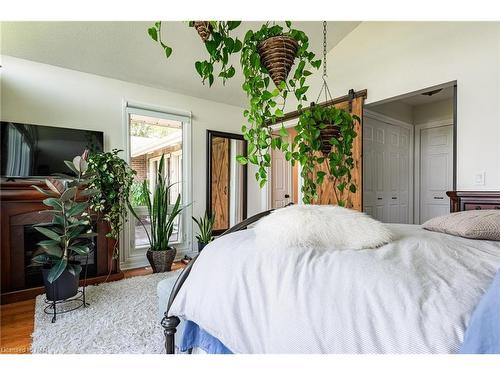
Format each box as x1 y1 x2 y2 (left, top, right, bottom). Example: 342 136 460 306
160 191 500 354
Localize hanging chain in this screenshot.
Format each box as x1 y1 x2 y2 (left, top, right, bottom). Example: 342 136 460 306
316 21 333 104
322 21 327 79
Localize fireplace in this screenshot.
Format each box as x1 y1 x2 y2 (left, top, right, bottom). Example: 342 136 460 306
1 179 123 304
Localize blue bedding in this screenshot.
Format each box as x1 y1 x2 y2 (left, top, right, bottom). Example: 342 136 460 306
460 269 500 354
180 320 233 354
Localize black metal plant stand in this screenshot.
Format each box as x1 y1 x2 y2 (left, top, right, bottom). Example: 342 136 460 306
43 251 92 323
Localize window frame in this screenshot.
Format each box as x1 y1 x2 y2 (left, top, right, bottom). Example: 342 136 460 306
120 101 192 270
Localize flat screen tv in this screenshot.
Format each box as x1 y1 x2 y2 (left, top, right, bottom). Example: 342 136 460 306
1 121 104 178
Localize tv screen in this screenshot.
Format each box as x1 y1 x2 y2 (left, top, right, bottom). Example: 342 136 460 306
1 121 104 178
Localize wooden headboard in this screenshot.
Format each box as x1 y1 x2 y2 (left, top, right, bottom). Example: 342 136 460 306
446 191 500 212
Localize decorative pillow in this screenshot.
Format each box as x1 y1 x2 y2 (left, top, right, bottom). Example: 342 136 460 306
422 210 500 241
253 204 393 251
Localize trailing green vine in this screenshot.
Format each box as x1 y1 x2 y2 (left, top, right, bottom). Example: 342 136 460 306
237 22 322 188
148 21 359 205
148 21 242 86
148 22 173 58
293 105 358 205
191 21 242 86
85 149 136 256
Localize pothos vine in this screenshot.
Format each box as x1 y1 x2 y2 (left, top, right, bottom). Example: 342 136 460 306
237 22 322 189
294 105 358 205
148 21 358 205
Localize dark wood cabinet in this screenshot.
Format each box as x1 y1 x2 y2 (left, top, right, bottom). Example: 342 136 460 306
1 179 123 304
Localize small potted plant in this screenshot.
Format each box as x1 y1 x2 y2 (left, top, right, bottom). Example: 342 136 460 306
138 154 184 273
31 152 97 301
192 212 215 252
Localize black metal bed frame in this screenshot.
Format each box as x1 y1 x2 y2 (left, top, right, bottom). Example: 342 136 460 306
160 209 274 354
159 193 500 354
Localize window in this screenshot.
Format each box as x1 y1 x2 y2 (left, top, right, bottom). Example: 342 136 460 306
122 105 191 269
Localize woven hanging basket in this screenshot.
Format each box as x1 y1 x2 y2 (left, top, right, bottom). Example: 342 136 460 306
193 21 212 42
319 123 341 155
257 35 299 87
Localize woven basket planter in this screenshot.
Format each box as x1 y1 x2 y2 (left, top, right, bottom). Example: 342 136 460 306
257 35 299 87
319 124 341 155
193 21 212 42
146 247 176 273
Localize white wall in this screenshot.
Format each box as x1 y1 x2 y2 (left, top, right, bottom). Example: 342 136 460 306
367 101 413 124
413 98 453 125
0 56 262 256
309 22 500 190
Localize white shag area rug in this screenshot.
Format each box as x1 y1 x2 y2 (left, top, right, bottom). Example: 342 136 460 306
31 271 181 354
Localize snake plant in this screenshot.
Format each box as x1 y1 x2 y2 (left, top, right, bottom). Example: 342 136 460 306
138 154 184 251
192 211 215 244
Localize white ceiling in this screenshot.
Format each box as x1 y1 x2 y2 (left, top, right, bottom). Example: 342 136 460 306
396 86 455 106
0 21 360 107
399 86 453 106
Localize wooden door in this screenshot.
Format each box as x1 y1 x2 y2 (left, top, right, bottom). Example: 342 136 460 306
419 125 453 223
313 96 364 210
271 146 292 208
211 137 230 230
271 129 297 208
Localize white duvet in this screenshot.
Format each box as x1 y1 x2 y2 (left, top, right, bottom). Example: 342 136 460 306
169 224 500 353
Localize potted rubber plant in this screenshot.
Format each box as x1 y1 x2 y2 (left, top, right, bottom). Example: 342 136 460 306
31 152 97 301
192 211 215 252
139 154 184 273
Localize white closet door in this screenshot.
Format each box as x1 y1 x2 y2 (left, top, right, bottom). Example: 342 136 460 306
363 123 375 218
363 118 387 221
419 125 453 223
398 127 411 223
363 116 411 223
386 124 401 223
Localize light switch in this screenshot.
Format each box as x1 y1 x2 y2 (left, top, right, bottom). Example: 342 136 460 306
474 171 485 186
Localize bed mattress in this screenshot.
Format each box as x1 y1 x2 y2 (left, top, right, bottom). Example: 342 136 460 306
169 224 500 353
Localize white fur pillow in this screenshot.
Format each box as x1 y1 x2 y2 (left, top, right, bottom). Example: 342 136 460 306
254 205 393 250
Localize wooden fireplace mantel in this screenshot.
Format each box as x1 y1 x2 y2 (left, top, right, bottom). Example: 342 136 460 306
1 178 124 304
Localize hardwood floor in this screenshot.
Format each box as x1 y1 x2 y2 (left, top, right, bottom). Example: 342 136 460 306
0 264 184 354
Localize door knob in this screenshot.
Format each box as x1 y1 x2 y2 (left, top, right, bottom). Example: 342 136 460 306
391 197 397 200
433 196 444 200
284 194 290 198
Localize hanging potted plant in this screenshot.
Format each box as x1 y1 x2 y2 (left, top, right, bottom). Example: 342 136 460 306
256 31 299 87
293 104 358 205
31 152 97 301
191 21 212 42
138 154 185 273
147 21 356 204
192 211 215 252
237 22 359 205
237 22 322 188
148 21 242 86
